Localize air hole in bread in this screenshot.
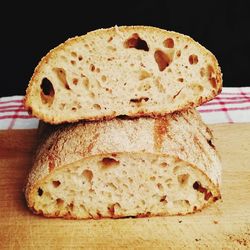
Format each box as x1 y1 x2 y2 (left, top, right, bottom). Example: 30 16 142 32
207 139 215 149
165 178 172 184
90 64 95 72
56 198 64 206
72 78 79 85
128 177 133 184
107 57 115 61
71 107 77 111
193 181 213 200
178 78 184 82
101 75 107 82
93 104 101 110
82 169 93 182
173 166 182 174
167 183 173 189
157 183 164 191
53 68 70 90
163 38 174 48
71 51 77 57
193 181 201 190
207 65 217 88
139 70 151 80
41 78 55 97
150 176 156 181
160 162 168 168
190 84 204 93
107 36 113 42
107 182 117 191
209 77 217 88
130 97 149 103
70 60 76 65
38 188 43 196
173 89 183 99
200 67 205 77
154 50 172 71
176 50 181 57
178 174 189 186
205 192 213 201
78 55 83 61
82 78 90 90
184 45 188 49
52 180 61 188
40 78 55 105
100 157 120 169
122 170 127 175
207 65 215 76
160 195 167 202
104 88 110 93
189 54 198 64
124 33 149 51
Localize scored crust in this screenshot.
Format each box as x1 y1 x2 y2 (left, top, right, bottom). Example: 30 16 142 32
24 25 222 124
25 109 221 219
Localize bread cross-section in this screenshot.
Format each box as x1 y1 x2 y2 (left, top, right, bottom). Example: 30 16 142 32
25 109 221 219
24 26 222 124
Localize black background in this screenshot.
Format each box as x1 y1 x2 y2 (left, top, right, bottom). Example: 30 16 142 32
1 1 250 97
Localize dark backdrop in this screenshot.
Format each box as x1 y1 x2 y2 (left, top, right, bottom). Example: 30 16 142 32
1 1 250 97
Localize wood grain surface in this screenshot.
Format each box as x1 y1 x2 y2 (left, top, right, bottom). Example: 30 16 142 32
0 124 250 249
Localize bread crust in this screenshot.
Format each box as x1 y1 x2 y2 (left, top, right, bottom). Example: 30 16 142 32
24 26 222 124
25 109 221 218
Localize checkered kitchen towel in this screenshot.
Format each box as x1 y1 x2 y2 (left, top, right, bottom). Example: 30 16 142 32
0 87 250 129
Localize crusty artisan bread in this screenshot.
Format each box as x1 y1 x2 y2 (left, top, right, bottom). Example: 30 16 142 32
25 109 221 219
24 26 222 124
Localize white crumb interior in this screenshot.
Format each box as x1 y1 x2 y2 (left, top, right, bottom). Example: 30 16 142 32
32 153 218 218
31 28 219 122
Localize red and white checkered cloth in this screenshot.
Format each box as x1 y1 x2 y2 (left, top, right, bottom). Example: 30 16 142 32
0 87 250 129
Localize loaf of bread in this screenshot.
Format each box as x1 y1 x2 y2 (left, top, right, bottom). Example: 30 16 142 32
24 26 222 124
25 109 221 219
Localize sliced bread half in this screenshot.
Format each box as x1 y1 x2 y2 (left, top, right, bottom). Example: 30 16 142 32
24 26 222 124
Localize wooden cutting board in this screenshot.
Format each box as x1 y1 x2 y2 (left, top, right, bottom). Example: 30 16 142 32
0 124 250 249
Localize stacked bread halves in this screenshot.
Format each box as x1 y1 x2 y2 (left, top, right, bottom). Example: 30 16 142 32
24 26 222 219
